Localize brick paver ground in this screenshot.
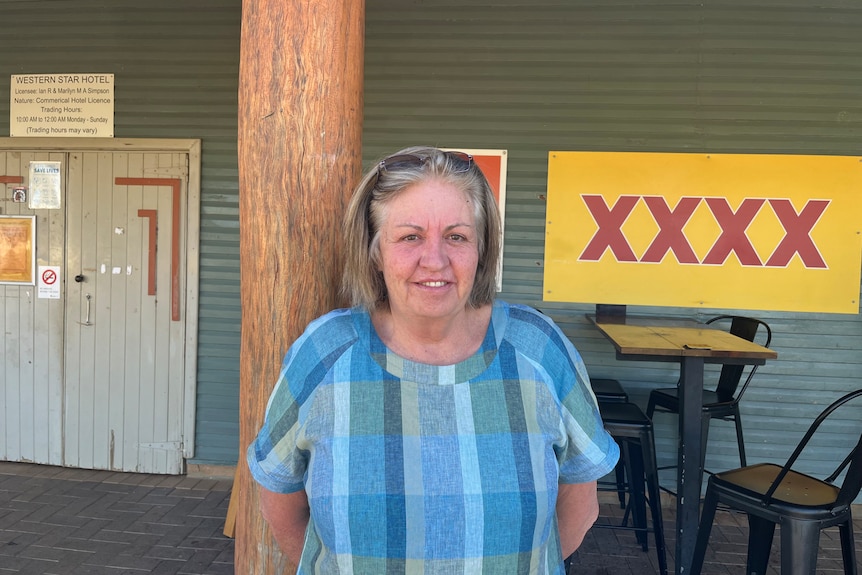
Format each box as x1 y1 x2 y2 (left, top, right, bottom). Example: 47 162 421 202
570 492 862 574
1 461 859 574
0 462 233 575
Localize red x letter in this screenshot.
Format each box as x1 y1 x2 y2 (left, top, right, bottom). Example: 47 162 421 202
765 199 829 268
702 198 765 266
640 197 701 264
579 195 639 262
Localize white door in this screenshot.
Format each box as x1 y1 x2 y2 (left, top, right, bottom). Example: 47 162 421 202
64 151 189 474
0 141 199 475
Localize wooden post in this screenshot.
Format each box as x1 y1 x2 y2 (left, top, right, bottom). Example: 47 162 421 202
235 1 364 572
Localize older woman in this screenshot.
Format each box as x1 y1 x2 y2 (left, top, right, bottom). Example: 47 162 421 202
247 146 619 574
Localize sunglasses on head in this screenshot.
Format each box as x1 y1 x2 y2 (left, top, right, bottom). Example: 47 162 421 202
370 150 474 189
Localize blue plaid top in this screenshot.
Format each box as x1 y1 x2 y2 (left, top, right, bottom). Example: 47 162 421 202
248 301 619 574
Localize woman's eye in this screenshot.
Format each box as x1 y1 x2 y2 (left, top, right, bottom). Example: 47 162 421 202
449 234 466 242
402 234 419 242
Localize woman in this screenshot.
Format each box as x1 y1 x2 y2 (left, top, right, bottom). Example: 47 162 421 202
247 146 619 574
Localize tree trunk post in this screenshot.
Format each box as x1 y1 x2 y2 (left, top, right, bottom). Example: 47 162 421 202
236 1 364 572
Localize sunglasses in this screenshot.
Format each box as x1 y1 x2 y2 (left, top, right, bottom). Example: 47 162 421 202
370 150 474 189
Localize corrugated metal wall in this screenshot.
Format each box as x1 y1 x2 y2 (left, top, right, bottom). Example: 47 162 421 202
363 0 862 482
1 1 860 479
0 0 242 465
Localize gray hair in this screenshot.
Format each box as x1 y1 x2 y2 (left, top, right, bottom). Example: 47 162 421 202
342 145 502 311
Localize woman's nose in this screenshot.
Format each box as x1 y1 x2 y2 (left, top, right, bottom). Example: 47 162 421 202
419 237 447 267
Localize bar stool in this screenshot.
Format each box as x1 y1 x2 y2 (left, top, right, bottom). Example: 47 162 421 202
590 378 629 507
596 401 668 575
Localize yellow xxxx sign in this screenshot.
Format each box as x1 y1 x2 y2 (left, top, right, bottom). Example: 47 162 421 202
543 152 862 313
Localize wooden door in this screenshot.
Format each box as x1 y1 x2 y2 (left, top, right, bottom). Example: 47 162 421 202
63 151 190 474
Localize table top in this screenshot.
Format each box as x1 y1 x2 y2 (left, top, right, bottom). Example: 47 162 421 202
588 315 777 360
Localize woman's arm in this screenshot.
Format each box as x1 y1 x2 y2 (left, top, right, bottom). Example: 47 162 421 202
259 487 310 563
556 480 599 558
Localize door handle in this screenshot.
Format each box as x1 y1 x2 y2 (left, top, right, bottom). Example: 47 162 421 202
79 293 93 326
75 274 85 283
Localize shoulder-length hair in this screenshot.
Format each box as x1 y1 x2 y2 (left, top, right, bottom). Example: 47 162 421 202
342 145 502 311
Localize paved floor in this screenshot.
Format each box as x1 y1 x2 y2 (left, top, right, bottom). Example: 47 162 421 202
0 462 234 575
1 461 859 574
569 491 861 575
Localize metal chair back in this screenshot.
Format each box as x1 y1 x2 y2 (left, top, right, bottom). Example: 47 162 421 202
706 315 772 404
763 388 862 511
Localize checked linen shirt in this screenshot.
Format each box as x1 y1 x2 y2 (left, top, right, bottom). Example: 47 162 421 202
248 301 619 574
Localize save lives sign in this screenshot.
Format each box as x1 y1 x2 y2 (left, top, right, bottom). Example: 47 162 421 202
544 152 862 314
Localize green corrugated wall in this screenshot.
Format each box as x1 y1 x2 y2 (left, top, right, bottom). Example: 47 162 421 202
362 0 862 482
0 1 860 480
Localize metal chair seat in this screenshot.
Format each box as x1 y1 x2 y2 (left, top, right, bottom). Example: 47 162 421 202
691 389 862 575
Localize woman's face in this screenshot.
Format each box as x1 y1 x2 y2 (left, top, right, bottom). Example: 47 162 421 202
377 178 480 324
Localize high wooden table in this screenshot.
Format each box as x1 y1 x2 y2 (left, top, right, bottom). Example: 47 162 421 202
588 314 777 575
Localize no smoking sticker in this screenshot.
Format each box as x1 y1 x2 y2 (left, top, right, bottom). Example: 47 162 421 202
38 266 61 299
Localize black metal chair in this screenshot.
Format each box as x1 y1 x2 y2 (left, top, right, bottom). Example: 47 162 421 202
592 401 669 575
646 315 772 471
691 388 862 575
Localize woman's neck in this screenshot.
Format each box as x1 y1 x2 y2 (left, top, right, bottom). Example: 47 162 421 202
371 304 492 366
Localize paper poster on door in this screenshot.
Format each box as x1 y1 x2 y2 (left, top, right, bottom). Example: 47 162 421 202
38 265 61 299
29 161 62 209
0 215 36 284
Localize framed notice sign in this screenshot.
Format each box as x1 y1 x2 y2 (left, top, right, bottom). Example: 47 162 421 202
10 73 115 137
0 215 36 285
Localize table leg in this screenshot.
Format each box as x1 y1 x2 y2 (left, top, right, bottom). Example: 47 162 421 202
676 356 704 574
